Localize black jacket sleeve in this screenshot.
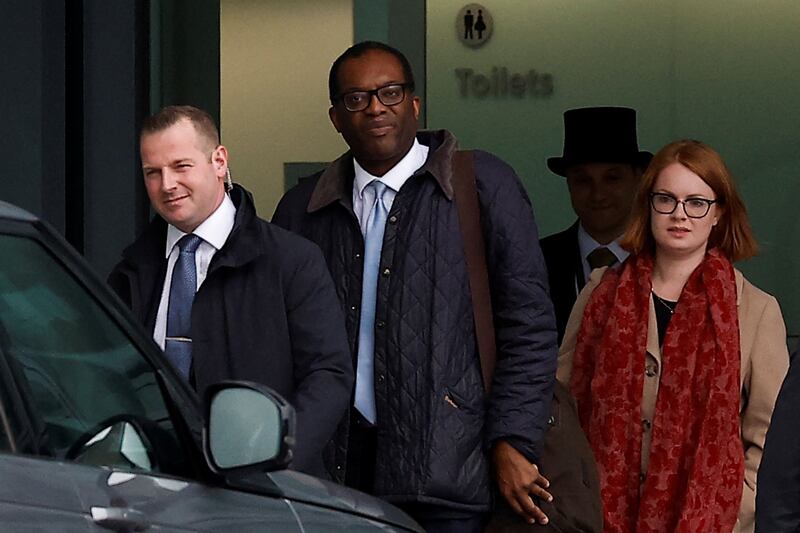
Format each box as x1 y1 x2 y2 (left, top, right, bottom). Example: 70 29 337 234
756 347 800 532
474 150 558 464
282 241 354 475
107 263 132 308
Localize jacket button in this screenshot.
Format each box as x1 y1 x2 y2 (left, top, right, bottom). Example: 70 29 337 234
645 365 657 377
388 215 398 224
336 464 343 471
382 268 391 277
642 419 652 431
377 374 385 384
350 305 358 312
355 253 361 260
639 473 646 484
376 320 385 329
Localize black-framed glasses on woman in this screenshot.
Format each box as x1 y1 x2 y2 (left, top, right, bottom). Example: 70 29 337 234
334 83 412 112
650 192 717 218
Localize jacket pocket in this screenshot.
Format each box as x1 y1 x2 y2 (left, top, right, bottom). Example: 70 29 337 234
424 387 489 505
444 387 480 414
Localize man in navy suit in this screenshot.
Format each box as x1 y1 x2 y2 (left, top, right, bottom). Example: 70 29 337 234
540 107 651 343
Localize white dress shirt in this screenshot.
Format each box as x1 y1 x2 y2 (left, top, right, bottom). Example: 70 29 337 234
577 223 629 283
152 194 236 349
352 139 429 235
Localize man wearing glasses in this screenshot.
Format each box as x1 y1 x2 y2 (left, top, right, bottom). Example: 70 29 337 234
108 105 353 478
272 42 557 532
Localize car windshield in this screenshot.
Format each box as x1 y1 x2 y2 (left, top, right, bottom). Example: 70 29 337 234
0 234 191 476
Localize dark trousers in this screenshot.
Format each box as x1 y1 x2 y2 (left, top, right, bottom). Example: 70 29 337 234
345 409 377 493
396 504 487 533
346 411 486 533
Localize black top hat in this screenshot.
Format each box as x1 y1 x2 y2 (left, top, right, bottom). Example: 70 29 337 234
547 107 652 177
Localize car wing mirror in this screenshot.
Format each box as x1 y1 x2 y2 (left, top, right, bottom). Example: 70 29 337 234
203 381 295 474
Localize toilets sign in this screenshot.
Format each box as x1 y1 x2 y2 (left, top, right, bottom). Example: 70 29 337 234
455 4 555 98
457 4 493 48
456 67 554 99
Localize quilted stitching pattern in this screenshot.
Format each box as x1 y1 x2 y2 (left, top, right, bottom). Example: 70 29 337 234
271 131 558 509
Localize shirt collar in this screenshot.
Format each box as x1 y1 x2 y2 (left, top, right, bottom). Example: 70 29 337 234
353 138 429 196
577 223 629 263
164 194 237 257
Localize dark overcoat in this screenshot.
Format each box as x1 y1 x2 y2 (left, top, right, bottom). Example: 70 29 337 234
108 184 353 477
756 346 800 532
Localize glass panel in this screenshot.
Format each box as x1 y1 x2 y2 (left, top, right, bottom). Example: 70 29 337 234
0 235 189 476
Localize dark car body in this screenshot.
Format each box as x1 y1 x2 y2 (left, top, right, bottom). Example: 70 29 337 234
0 201 421 532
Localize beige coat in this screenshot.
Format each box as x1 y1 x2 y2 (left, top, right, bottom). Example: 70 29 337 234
558 267 789 533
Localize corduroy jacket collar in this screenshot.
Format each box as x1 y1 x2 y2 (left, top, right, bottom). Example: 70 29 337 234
307 129 459 213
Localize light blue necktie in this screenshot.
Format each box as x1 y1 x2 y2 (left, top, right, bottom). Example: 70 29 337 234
355 181 389 424
164 234 203 380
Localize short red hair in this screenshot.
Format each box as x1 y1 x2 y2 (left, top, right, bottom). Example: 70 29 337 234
620 139 758 261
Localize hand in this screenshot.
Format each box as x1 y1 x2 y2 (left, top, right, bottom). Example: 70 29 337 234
492 439 552 525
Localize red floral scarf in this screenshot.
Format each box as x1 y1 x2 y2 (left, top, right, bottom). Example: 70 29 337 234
570 249 744 532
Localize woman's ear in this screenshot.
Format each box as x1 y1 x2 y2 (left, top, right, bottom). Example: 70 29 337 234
712 204 724 227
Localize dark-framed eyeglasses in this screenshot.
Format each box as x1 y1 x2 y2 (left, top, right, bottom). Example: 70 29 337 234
334 83 412 112
649 192 717 218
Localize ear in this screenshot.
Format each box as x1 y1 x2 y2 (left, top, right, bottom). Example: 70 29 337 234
329 106 342 133
212 145 229 180
712 205 724 226
411 95 421 122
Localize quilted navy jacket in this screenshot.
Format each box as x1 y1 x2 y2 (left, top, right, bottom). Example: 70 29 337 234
272 130 557 511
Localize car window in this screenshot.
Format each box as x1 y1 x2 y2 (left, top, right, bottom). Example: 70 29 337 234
0 234 192 476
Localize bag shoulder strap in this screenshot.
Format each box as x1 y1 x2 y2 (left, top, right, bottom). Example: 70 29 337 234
451 150 496 393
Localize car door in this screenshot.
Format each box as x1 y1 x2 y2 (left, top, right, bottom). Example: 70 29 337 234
0 454 94 532
0 220 301 531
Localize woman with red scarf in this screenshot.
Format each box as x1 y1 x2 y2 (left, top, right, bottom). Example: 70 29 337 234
557 139 788 533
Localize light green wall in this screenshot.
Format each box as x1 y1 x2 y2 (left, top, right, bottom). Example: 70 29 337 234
427 0 800 337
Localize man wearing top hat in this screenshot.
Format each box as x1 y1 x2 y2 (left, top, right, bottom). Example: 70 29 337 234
540 106 652 343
